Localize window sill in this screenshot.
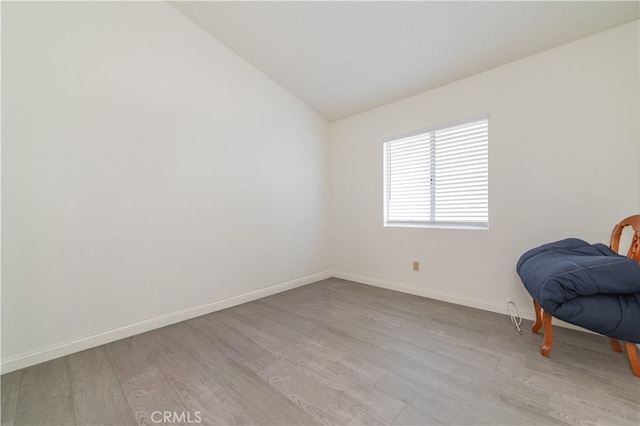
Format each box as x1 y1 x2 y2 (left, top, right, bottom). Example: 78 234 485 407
384 222 489 230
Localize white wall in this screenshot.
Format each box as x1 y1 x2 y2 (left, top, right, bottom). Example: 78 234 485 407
2 1 330 370
330 21 640 317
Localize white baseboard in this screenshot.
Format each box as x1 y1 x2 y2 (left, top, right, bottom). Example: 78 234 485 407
4 269 597 374
331 271 593 334
1 269 333 374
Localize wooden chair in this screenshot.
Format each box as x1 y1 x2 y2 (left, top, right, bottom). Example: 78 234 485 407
531 214 640 377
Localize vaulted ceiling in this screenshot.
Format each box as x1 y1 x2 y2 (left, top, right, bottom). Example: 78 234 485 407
170 1 639 122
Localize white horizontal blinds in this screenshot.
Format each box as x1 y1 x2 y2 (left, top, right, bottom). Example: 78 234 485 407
384 134 433 224
433 119 488 226
384 117 488 228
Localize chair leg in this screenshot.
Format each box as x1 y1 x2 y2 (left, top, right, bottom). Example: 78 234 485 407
532 299 542 334
540 308 553 357
623 342 640 377
531 299 553 356
610 338 622 353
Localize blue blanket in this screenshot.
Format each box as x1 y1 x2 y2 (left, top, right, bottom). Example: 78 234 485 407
517 238 640 343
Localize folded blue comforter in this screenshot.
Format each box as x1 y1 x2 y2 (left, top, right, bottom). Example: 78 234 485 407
517 238 640 343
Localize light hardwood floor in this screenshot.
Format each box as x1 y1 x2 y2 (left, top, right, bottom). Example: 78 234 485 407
2 278 639 425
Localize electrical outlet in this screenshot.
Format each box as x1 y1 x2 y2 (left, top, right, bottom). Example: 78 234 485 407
412 261 420 272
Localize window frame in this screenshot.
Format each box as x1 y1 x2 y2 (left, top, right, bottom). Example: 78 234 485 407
383 114 489 230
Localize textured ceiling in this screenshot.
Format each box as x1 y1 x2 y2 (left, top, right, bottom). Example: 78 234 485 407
170 1 639 122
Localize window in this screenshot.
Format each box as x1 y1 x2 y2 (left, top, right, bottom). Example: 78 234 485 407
383 116 488 229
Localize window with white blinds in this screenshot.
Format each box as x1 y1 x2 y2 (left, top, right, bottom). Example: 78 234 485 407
383 116 488 229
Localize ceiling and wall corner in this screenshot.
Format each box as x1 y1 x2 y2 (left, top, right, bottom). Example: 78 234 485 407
169 1 639 122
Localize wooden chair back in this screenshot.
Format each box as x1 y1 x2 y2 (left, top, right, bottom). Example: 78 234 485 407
610 214 640 262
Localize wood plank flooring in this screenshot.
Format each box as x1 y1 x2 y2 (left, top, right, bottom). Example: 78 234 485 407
2 278 639 425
